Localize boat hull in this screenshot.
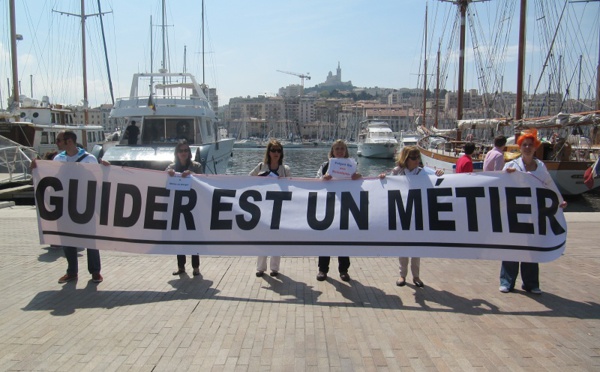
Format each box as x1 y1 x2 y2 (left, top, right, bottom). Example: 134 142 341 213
357 143 398 159
418 136 599 195
101 138 234 174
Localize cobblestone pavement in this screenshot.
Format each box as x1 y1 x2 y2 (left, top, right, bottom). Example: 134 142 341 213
0 205 598 371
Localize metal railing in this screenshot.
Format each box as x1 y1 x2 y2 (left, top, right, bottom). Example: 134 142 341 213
0 145 36 184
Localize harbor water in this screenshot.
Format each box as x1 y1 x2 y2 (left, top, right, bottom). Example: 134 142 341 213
6 146 600 211
226 146 600 213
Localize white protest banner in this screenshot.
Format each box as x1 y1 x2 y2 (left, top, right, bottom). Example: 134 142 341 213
328 158 357 179
33 161 567 262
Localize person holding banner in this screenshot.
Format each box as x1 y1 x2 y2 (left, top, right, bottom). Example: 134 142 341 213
167 140 203 277
379 146 444 288
32 130 110 284
249 139 291 277
499 129 567 294
316 140 362 282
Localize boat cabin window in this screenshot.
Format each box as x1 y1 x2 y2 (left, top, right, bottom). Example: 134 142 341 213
206 119 213 137
139 118 195 144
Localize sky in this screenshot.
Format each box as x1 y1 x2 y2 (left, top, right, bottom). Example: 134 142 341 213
1 0 599 109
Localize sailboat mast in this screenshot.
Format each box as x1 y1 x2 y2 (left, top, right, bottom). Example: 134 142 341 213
423 4 428 127
9 0 19 111
515 0 527 121
456 1 466 122
161 0 167 74
202 0 206 87
597 26 600 110
96 0 114 105
80 0 89 125
435 41 441 128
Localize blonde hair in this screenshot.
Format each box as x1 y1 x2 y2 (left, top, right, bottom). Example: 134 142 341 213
328 139 350 158
395 146 421 168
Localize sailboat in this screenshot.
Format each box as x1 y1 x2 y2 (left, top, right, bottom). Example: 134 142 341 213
1 0 105 160
100 0 234 174
416 0 600 196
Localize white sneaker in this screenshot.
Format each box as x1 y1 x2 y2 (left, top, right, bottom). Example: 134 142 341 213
499 286 510 293
530 288 542 294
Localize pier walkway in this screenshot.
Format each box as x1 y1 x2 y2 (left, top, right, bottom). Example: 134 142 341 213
0 204 598 371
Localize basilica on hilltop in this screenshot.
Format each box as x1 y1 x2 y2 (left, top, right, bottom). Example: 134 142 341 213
317 62 353 89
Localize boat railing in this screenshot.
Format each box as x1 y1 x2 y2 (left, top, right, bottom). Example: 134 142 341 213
114 96 212 111
0 144 35 184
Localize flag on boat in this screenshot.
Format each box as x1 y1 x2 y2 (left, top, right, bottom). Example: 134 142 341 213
147 94 156 112
583 157 600 189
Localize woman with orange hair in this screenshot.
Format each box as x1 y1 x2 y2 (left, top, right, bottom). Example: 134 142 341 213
499 129 567 295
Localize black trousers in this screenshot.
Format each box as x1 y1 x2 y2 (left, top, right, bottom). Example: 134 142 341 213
176 255 199 269
318 256 350 274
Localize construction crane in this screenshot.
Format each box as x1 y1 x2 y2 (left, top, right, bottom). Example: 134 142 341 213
276 70 311 88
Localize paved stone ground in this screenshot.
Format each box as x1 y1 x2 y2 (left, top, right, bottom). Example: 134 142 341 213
0 205 598 371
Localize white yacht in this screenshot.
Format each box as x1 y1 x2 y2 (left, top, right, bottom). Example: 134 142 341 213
357 120 398 159
100 72 234 174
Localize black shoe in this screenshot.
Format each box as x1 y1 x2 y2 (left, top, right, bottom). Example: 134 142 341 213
256 271 264 277
413 278 424 288
340 272 350 282
316 271 327 281
269 271 278 277
193 268 200 276
396 278 406 287
172 268 185 275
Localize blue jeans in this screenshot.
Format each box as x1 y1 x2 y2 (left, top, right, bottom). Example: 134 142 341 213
63 246 101 275
500 261 539 290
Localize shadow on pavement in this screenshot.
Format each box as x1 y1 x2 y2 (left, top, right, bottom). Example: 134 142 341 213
22 278 218 316
260 273 322 303
37 246 64 263
21 277 600 319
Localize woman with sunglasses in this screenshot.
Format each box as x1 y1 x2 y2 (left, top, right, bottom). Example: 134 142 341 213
379 146 444 288
249 139 291 277
499 129 567 295
167 139 204 277
315 140 362 282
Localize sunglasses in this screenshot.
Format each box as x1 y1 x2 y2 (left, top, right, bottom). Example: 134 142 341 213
269 148 282 153
177 148 190 153
408 156 420 161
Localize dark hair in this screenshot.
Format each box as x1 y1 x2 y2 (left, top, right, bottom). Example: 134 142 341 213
44 150 58 160
62 130 77 143
263 138 284 165
464 142 476 155
494 135 507 148
173 139 192 172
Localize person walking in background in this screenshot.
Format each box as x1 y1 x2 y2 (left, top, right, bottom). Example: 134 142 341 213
167 140 203 277
125 120 140 145
379 146 444 288
483 135 507 171
249 139 291 277
456 142 475 173
499 129 567 294
316 140 362 282
32 130 110 284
